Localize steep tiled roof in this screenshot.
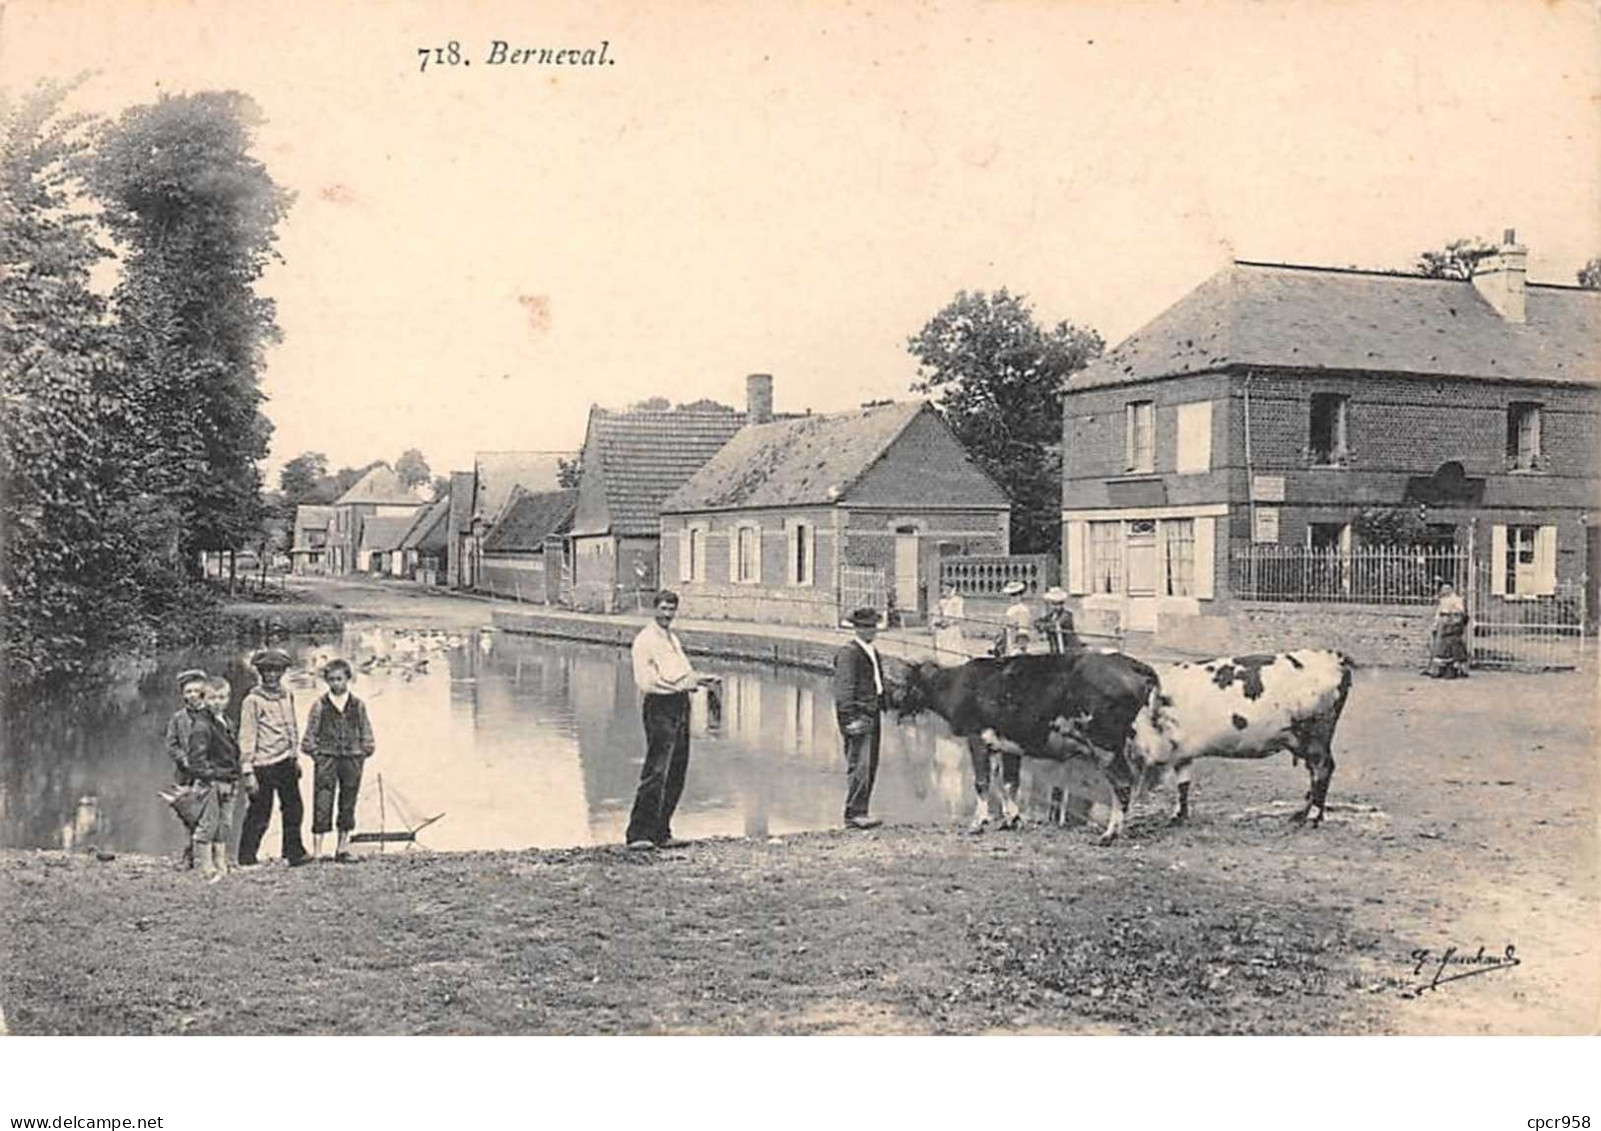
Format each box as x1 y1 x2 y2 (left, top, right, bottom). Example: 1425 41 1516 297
400 496 451 552
574 406 748 537
447 471 476 536
333 465 430 507
1074 261 1601 390
291 505 335 552
663 402 929 513
482 488 578 552
473 451 573 526
359 515 415 554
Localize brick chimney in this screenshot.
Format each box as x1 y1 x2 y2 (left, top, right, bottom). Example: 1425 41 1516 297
1472 228 1527 324
746 373 774 424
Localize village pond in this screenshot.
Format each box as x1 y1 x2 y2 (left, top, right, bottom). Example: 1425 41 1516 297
1 625 1012 856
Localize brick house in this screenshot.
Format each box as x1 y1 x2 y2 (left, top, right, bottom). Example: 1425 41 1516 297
398 495 451 583
1061 236 1601 648
328 466 430 574
565 383 760 611
443 452 571 589
478 488 579 602
659 401 1012 626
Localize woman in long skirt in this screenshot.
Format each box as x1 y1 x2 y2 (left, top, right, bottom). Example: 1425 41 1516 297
931 584 969 666
1427 581 1470 678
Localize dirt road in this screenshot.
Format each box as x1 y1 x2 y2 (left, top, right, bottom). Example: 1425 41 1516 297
2 661 1594 1034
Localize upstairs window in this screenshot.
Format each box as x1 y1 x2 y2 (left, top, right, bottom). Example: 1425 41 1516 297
1507 402 1542 470
1125 401 1155 473
1309 394 1349 465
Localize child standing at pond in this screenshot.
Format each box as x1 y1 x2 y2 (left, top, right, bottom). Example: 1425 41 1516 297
182 677 244 883
163 669 211 869
300 658 375 863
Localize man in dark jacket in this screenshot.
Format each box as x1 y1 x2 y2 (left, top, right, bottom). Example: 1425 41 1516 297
833 607 887 830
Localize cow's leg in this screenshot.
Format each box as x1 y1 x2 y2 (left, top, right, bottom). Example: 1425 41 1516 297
1168 760 1194 826
998 752 1024 830
1100 777 1132 845
967 737 994 834
1290 727 1337 826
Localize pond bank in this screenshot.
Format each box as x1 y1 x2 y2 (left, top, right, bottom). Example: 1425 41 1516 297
0 826 1394 1036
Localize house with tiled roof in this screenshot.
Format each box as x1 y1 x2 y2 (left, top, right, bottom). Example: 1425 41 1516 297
329 465 430 573
478 488 579 603
566 379 766 610
660 400 1011 626
399 494 452 583
358 514 417 577
1061 232 1601 652
289 505 336 575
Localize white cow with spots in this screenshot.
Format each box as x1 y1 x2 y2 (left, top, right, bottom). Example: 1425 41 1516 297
1126 649 1355 834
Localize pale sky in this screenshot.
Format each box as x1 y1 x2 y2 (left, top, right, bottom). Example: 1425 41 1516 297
3 0 1597 482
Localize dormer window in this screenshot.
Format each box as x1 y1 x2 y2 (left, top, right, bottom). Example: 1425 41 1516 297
1309 394 1349 465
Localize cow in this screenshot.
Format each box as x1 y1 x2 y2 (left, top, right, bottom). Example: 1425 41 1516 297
1134 650 1355 830
895 651 1162 844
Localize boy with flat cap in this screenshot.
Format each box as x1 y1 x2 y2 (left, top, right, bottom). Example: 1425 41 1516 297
163 669 211 868
238 648 310 867
833 607 887 830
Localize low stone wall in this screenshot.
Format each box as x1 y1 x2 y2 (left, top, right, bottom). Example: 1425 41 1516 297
493 608 844 674
1224 601 1431 666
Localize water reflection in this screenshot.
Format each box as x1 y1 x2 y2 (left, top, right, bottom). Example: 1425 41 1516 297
2 625 981 855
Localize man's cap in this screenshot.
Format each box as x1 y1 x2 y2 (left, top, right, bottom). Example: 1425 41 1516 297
848 607 881 629
1043 586 1068 603
250 647 293 671
176 668 209 689
1002 581 1027 596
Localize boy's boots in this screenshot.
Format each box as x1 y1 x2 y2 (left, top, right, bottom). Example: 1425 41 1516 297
196 838 217 881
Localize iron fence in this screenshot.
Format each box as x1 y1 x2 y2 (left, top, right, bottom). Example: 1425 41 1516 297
1230 544 1468 605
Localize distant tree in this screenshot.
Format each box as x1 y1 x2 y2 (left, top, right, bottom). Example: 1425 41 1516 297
278 451 328 504
92 91 293 572
1577 257 1601 290
556 456 582 489
395 447 431 489
908 289 1103 555
1415 237 1498 281
629 396 671 411
676 398 735 413
430 473 451 501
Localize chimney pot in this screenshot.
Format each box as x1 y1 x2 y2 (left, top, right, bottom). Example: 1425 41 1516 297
746 374 773 425
1503 228 1516 245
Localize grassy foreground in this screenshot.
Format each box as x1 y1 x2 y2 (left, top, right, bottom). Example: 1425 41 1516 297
2 824 1397 1036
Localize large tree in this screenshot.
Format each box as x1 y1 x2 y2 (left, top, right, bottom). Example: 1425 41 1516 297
908 289 1103 554
1415 237 1498 280
91 91 292 574
395 447 431 489
278 451 329 504
0 81 155 687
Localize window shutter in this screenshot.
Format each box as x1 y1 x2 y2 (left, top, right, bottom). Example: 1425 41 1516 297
1194 517 1215 600
677 529 690 584
1066 521 1088 595
785 519 797 585
804 523 816 587
1535 525 1557 596
1531 407 1542 461
728 526 740 583
750 525 761 584
1490 525 1507 596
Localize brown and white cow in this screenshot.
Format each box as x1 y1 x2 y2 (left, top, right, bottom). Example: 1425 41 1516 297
1131 650 1356 831
895 652 1162 844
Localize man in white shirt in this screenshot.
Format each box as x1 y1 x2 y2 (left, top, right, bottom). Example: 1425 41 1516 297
626 590 710 850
